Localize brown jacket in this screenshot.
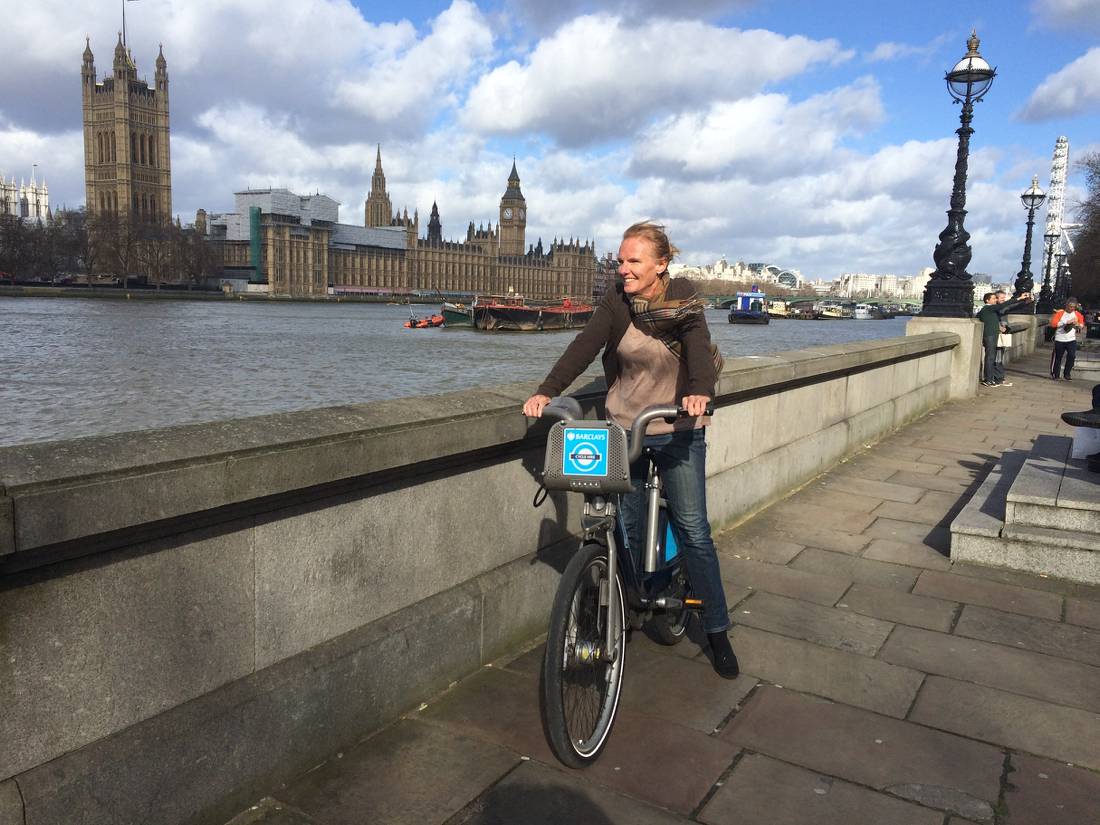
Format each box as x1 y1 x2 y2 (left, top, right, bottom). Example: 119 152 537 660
535 276 719 399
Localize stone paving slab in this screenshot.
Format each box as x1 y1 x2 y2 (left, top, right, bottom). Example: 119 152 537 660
730 627 923 718
616 643 757 734
886 470 976 494
879 625 1100 713
912 569 1063 620
1001 753 1100 825
761 501 877 534
837 583 958 632
227 799 319 824
910 676 1100 770
698 753 943 825
734 591 894 656
759 520 871 555
873 494 960 526
832 460 898 481
954 604 1100 668
1066 596 1100 629
274 719 518 825
713 531 804 565
570 712 738 815
449 760 693 825
791 487 884 514
819 474 925 504
718 555 851 606
415 663 738 816
861 538 951 570
864 518 950 551
950 561 1100 599
722 686 1001 820
790 546 919 590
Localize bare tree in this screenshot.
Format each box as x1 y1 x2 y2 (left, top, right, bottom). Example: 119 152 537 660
1072 152 1100 304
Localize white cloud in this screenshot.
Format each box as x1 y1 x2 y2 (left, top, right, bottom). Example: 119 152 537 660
334 1 494 125
505 0 757 32
1018 47 1100 121
462 15 852 146
1031 0 1100 33
629 78 884 181
865 33 951 63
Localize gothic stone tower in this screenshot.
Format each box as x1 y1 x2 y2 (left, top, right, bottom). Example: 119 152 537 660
427 200 442 245
498 160 526 257
364 145 394 227
82 35 172 221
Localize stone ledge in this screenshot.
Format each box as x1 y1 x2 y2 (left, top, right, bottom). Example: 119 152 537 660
0 333 957 561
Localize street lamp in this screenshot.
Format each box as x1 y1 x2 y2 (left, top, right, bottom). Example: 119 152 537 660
1053 251 1068 304
1013 175 1045 298
922 31 996 317
1037 232 1058 313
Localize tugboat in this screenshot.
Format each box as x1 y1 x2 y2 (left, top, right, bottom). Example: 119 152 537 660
728 286 770 324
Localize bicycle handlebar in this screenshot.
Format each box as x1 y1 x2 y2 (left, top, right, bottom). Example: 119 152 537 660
540 397 713 465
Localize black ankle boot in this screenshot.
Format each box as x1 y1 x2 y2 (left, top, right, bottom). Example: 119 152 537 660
707 631 740 679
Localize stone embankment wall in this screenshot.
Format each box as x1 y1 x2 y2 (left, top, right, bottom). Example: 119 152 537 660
0 330 959 825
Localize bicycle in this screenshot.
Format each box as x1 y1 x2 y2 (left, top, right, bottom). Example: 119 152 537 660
535 395 713 768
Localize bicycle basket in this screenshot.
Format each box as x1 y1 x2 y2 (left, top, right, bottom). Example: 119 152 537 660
541 420 633 494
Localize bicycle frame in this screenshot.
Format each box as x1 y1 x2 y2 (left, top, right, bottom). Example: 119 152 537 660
580 453 682 663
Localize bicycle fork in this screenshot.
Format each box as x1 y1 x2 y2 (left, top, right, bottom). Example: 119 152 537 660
584 496 622 666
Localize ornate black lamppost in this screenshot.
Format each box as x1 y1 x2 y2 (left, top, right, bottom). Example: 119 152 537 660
922 32 996 317
1053 251 1068 304
1037 232 1058 313
1013 175 1045 298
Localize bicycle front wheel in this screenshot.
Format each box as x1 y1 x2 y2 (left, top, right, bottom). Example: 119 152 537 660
541 542 626 768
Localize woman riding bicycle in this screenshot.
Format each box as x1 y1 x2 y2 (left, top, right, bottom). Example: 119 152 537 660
523 221 739 679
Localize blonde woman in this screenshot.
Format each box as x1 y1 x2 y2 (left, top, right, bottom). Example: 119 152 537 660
523 221 738 679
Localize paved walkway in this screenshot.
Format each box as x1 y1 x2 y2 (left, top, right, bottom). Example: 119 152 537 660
230 350 1100 825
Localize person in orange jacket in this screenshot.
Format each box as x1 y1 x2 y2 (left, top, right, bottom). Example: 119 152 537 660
1050 297 1085 380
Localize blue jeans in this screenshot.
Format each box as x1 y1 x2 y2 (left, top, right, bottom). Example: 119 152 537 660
619 428 731 634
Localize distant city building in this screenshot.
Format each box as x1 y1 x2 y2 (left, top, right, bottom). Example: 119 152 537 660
669 257 803 287
206 155 596 299
0 170 49 222
837 268 934 299
81 35 171 221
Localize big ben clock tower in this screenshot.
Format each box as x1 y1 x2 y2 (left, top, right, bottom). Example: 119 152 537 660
498 159 526 257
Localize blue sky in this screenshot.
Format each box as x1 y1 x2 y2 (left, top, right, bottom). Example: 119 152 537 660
1 0 1097 280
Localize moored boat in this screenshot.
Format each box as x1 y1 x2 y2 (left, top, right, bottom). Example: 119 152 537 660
728 286 770 325
441 301 474 326
403 313 444 329
473 295 593 331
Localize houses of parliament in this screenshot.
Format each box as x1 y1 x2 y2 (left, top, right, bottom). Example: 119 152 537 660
80 37 596 300
209 148 598 300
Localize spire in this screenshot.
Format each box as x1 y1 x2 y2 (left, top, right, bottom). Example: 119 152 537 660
83 37 94 63
114 31 127 66
508 157 520 183
156 43 167 72
375 143 383 173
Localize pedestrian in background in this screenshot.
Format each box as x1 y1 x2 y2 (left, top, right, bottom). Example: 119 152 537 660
1050 297 1085 380
977 290 1031 387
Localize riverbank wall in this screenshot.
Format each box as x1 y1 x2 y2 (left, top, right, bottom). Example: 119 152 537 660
0 329 964 825
0 285 440 304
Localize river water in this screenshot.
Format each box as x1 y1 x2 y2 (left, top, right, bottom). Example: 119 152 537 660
0 298 910 447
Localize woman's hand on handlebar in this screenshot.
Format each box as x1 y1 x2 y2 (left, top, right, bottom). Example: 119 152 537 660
681 394 711 418
523 394 552 418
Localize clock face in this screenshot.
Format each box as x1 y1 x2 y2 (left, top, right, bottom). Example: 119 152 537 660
503 207 513 219
518 209 526 220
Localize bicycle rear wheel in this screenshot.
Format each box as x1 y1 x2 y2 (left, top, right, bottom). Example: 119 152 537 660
541 542 626 768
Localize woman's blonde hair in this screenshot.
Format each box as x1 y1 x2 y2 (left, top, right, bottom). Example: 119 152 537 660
623 221 679 267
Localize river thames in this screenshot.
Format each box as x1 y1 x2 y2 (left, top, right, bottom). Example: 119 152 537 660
0 298 910 446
